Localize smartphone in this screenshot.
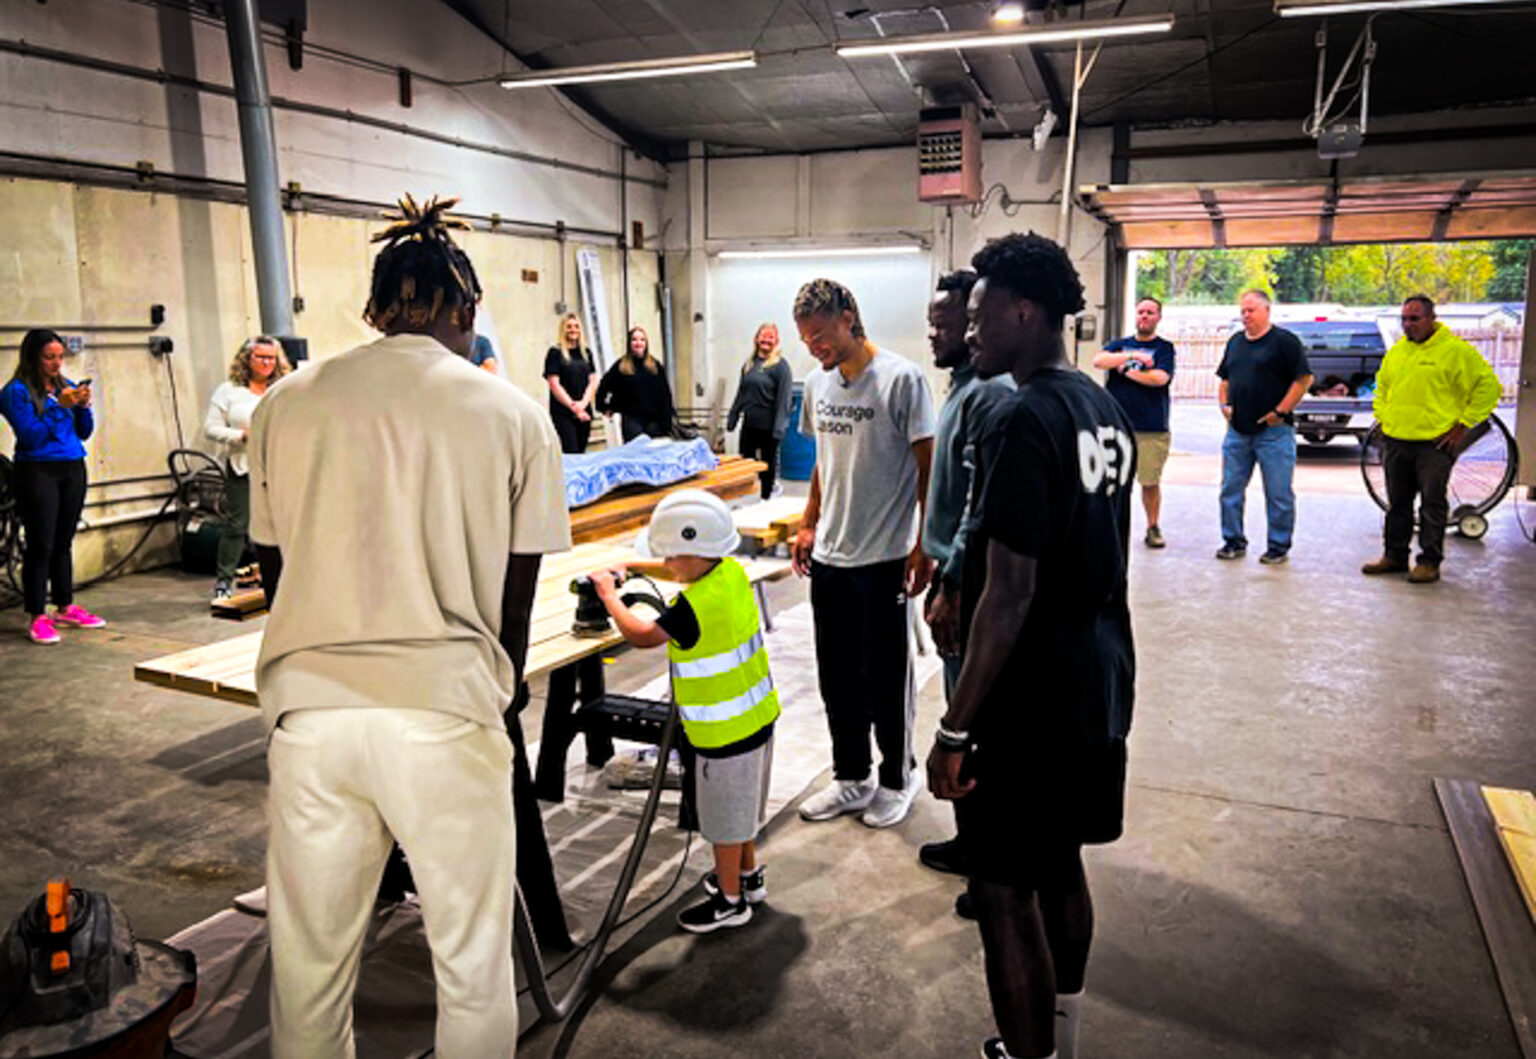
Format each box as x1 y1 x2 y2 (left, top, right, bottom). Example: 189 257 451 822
73 378 93 388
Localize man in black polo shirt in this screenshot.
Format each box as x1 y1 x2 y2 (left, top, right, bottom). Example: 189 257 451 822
929 233 1136 1059
1215 290 1313 564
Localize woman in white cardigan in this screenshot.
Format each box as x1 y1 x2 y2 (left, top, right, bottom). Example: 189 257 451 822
203 335 291 599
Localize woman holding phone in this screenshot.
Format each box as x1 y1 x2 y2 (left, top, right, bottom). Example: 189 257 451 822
204 335 291 600
0 328 105 644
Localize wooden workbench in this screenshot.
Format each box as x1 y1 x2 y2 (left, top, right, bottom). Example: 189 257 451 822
732 496 807 551
147 541 791 705
137 540 792 950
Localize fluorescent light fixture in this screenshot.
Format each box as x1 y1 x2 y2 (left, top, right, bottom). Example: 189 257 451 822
992 1 1028 24
1277 0 1513 14
717 246 925 260
835 13 1174 58
499 51 756 89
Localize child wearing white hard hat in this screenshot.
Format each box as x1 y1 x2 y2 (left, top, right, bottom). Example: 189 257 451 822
589 489 779 933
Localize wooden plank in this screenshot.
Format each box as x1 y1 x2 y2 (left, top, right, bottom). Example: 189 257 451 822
135 556 794 709
211 587 268 621
1435 777 1536 1058
734 497 806 532
1485 786 1536 925
1119 220 1216 250
1331 211 1438 244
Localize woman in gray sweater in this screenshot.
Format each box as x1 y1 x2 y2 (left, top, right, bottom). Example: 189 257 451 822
727 323 794 499
203 335 290 599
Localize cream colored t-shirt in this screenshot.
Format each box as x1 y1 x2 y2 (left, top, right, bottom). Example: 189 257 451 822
248 332 571 733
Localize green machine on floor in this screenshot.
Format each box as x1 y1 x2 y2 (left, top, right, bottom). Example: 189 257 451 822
166 450 230 575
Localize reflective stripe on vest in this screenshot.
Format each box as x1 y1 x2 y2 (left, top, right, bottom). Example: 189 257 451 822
678 672 775 724
666 558 781 750
671 630 767 680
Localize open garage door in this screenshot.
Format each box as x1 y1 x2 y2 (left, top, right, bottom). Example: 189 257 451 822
1078 171 1536 249
1081 171 1536 490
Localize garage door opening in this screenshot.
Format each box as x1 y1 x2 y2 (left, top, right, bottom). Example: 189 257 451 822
1123 239 1528 413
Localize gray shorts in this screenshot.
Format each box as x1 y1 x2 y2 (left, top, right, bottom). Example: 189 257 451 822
695 734 774 845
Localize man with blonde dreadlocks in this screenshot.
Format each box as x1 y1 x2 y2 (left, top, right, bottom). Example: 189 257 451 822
249 194 570 1057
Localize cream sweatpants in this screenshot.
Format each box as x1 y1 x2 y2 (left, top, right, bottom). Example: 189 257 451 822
266 707 517 1059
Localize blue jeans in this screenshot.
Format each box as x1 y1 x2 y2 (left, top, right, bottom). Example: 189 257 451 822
1220 425 1297 553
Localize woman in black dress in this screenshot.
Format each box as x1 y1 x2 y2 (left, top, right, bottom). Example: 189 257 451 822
543 314 597 453
596 326 675 443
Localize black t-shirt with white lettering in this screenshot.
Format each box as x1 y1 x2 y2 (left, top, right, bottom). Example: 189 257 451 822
1216 326 1311 435
962 368 1136 842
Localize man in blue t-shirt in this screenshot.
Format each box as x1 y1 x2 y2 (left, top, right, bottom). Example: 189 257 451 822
468 333 499 375
1092 297 1176 548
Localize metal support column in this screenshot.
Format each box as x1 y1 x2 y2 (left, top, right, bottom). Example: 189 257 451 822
223 0 295 338
1517 244 1536 489
1055 41 1101 253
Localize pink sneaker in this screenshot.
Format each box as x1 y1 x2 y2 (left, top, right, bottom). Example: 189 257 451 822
54 604 106 629
29 615 61 644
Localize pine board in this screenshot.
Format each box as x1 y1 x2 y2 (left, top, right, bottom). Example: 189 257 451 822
137 550 792 710
1435 777 1536 1057
1484 786 1536 925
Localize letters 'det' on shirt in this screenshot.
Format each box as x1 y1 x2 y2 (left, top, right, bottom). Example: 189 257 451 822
966 369 1136 768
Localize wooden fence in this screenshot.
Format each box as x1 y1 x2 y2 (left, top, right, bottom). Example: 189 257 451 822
1155 325 1524 402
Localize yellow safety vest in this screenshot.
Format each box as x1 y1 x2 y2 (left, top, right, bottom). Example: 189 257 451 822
667 559 780 750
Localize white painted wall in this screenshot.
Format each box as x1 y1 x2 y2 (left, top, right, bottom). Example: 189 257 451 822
0 0 670 581
709 252 938 394
0 0 666 232
671 131 1117 416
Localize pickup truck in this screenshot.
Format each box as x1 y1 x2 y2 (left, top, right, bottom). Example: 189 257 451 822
1283 319 1388 445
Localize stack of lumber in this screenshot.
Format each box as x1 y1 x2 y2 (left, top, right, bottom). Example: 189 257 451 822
569 454 767 544
138 540 792 708
732 496 807 550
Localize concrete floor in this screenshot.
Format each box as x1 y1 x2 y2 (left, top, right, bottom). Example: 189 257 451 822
1 428 1533 1057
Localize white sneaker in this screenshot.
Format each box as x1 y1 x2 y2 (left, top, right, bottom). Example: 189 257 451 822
233 885 267 916
799 778 876 821
861 770 922 829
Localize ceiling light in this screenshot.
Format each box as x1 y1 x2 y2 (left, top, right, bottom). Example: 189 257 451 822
835 13 1174 58
499 51 756 89
717 246 925 260
992 2 1027 24
1276 0 1514 15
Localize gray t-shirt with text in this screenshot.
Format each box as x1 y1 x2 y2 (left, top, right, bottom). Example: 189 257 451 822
800 347 936 567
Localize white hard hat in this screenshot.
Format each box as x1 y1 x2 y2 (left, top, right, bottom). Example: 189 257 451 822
634 489 740 559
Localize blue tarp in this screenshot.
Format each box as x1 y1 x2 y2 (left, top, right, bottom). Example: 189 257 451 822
564 435 718 508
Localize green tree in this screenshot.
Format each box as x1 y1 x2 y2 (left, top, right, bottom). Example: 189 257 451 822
1486 238 1532 301
1145 241 1517 306
1273 247 1326 302
1137 248 1278 304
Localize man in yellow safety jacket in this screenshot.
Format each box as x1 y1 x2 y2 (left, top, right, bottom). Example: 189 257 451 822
1362 294 1501 583
592 489 778 933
